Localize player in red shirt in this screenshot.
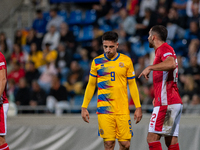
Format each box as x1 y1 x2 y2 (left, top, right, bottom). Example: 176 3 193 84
0 52 9 150
139 25 183 150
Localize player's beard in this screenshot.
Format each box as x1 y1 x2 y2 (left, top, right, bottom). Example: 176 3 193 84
149 40 154 48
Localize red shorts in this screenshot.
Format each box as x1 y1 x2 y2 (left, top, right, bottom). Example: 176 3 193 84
0 103 9 135
148 104 182 136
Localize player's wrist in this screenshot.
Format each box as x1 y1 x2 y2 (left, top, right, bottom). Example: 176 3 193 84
81 107 87 110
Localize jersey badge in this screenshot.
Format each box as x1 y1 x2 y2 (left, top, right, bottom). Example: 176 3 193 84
119 62 124 68
99 129 104 135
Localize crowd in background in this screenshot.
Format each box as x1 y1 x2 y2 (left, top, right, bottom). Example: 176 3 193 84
1 0 200 115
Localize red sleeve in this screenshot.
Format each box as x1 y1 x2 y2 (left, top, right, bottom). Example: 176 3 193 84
159 47 175 62
0 54 6 70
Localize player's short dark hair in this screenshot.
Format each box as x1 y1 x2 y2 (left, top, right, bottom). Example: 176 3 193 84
102 31 118 43
151 25 168 42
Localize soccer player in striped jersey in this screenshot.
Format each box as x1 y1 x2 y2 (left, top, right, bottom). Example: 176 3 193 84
139 25 183 150
81 31 142 150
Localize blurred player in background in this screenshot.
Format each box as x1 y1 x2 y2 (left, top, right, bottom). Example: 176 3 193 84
139 25 183 150
81 31 142 150
0 51 9 149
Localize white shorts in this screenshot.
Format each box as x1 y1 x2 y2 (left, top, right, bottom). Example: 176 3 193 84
148 104 183 136
0 103 9 135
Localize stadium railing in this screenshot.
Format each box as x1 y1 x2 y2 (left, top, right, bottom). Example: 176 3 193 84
15 104 200 114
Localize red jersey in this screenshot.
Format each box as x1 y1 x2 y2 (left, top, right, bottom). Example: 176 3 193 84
0 52 8 104
153 43 182 107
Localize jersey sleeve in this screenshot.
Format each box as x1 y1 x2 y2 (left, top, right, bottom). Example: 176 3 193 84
0 55 6 70
90 59 97 77
127 58 135 79
159 48 174 62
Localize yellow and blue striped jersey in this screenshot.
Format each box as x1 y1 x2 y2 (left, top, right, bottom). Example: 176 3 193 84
90 53 135 114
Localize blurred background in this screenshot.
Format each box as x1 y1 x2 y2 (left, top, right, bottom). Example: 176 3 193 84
0 0 200 149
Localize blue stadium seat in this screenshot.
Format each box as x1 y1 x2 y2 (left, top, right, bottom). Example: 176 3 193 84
78 25 94 41
43 12 51 22
69 25 80 38
68 10 82 25
83 9 96 25
131 42 147 57
58 10 68 23
99 25 112 32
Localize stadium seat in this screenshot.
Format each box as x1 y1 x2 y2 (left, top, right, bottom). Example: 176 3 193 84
43 12 51 22
131 42 147 57
99 25 112 32
58 10 68 23
82 9 96 25
69 25 80 38
68 10 82 25
77 25 94 41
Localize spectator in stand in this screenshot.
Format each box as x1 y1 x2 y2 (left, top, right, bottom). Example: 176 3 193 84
32 9 47 37
46 7 64 31
0 32 12 53
42 25 60 50
59 22 75 44
135 8 156 40
8 61 25 84
55 42 72 82
38 62 57 93
30 80 46 107
184 55 200 86
10 44 25 65
46 75 70 116
156 6 169 26
25 28 40 51
138 0 157 17
14 30 23 46
188 39 199 57
111 0 125 13
28 42 45 69
184 21 200 44
89 38 104 59
15 78 30 106
25 61 40 87
118 8 137 36
168 7 187 29
177 55 187 88
93 0 112 20
78 48 90 71
126 0 139 16
0 42 11 64
172 0 187 16
157 0 173 12
7 79 17 103
64 61 84 98
179 74 199 99
134 56 146 78
42 43 58 64
186 0 200 17
187 1 200 24
185 94 200 114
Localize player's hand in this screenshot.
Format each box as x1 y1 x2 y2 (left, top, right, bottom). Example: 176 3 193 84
138 66 151 80
152 98 155 106
81 107 90 123
134 107 142 124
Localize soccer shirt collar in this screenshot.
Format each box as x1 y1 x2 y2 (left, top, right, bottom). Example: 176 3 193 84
104 53 120 61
